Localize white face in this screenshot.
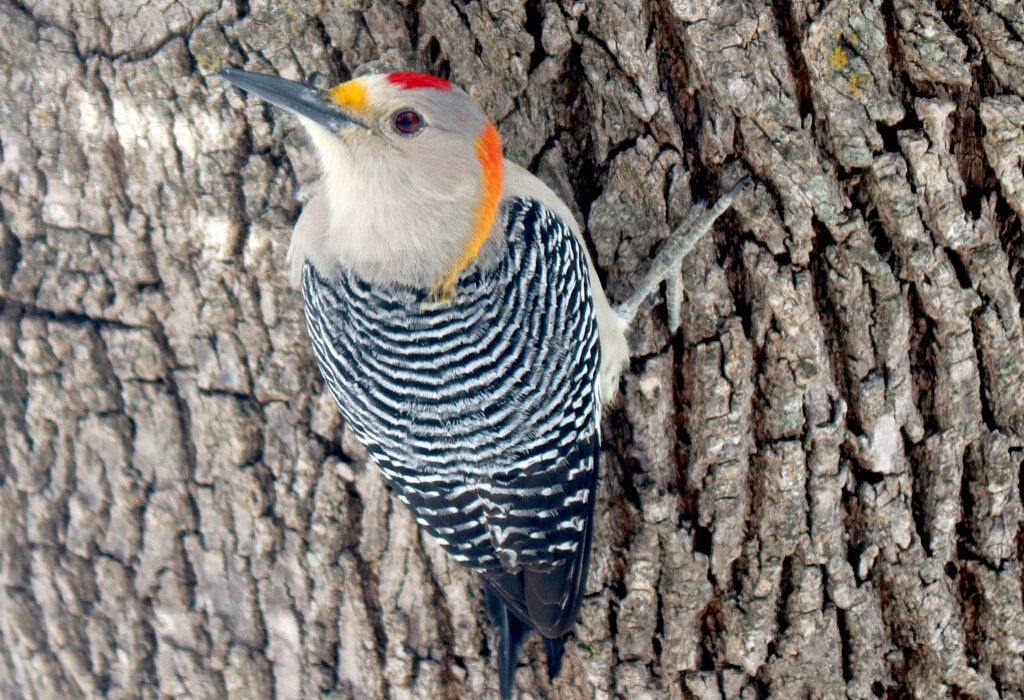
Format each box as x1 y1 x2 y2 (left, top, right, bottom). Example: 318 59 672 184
306 73 487 214
295 73 504 289
221 67 506 286
329 73 488 143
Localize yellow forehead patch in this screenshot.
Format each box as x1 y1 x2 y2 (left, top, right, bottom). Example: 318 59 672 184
328 79 368 114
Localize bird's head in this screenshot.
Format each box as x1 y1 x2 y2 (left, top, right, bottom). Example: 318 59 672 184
221 68 504 296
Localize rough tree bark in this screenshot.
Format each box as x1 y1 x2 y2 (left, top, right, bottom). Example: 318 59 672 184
2 0 1024 698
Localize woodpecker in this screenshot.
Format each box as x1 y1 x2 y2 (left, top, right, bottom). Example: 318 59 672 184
221 66 741 699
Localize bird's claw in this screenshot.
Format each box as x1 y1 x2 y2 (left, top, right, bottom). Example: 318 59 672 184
615 175 749 327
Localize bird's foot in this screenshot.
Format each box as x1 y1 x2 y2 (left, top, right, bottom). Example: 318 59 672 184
615 176 748 330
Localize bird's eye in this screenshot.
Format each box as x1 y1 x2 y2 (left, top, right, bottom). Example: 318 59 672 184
392 110 423 135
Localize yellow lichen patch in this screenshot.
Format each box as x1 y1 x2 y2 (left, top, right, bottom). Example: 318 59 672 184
196 54 224 71
847 73 866 99
829 45 848 70
328 79 368 114
832 29 843 40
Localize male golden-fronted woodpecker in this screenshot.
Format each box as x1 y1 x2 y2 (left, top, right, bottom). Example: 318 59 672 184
221 67 741 699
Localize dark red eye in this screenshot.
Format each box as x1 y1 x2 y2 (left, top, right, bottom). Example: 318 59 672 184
392 110 422 135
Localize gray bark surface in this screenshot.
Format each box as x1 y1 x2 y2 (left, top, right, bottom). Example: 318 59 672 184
2 0 1023 698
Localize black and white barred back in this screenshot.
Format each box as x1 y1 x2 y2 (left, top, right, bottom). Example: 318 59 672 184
302 198 601 634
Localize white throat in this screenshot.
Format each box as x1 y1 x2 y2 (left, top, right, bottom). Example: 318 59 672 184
288 122 499 288
286 121 509 286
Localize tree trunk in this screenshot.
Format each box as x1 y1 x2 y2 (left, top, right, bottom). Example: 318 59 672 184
3 0 1024 697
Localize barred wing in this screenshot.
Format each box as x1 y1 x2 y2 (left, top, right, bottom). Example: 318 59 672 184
300 199 602 634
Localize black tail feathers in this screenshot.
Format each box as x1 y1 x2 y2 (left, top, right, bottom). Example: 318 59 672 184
486 588 526 700
485 586 566 699
543 636 565 679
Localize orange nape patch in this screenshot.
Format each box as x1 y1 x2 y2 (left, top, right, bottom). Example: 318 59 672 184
327 79 368 114
434 121 504 300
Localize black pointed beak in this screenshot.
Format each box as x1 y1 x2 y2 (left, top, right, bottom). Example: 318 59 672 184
219 68 366 131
